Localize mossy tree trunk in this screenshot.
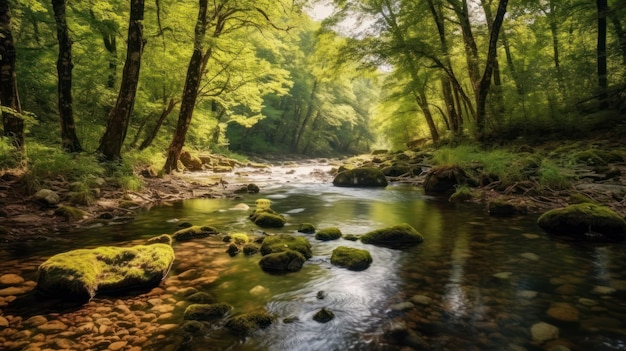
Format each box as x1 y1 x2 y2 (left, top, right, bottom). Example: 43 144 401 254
0 0 23 150
97 0 145 161
596 0 608 110
52 0 82 153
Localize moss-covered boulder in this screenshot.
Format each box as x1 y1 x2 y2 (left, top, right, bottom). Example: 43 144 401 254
537 204 626 242
183 303 232 321
381 164 411 177
423 166 474 194
225 309 273 335
315 227 342 241
259 250 306 272
332 167 388 187
37 243 175 301
330 246 372 271
172 225 219 241
225 233 250 245
260 234 312 258
361 223 424 248
249 208 286 228
54 206 86 221
298 223 316 234
33 189 61 207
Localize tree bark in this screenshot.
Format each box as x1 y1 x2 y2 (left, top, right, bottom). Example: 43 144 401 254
162 0 208 174
138 98 177 150
0 0 23 150
476 0 508 139
97 0 145 161
52 0 82 153
103 33 117 89
448 0 481 97
608 7 626 64
596 0 608 109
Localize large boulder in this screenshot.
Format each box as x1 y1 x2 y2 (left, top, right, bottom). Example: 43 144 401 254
423 166 474 193
225 309 273 335
37 242 175 302
333 167 388 187
249 208 286 228
537 203 626 242
330 246 372 271
315 227 342 241
361 223 424 248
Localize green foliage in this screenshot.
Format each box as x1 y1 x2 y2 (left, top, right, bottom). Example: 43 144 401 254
538 160 573 190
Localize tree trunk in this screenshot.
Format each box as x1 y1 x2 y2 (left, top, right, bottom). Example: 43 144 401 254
596 0 608 109
0 0 23 150
476 0 508 139
293 80 317 150
608 8 626 64
448 0 481 97
97 0 145 161
138 98 177 150
103 33 117 89
416 91 439 144
162 0 208 174
52 0 82 153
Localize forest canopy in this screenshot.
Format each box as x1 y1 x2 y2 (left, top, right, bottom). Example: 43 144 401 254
0 0 624 171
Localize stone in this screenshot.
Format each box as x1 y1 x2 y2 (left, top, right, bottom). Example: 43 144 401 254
37 243 175 301
361 223 424 248
260 234 312 258
530 322 559 343
592 285 616 295
249 208 286 228
493 272 512 279
520 252 539 261
537 204 626 242
313 308 335 323
332 167 388 187
330 246 372 271
298 223 316 234
315 227 342 241
225 310 272 335
0 274 24 287
517 290 538 299
183 303 232 321
172 226 218 241
0 316 8 327
259 250 306 272
410 295 433 305
547 303 579 323
33 189 60 206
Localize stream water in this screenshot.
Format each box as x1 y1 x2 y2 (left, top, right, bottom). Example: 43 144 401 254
1 162 626 351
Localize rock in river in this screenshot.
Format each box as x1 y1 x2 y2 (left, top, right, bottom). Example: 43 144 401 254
37 240 175 302
537 203 626 242
361 223 424 248
332 167 388 187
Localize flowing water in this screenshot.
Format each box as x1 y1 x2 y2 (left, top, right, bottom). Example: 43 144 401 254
1 162 626 351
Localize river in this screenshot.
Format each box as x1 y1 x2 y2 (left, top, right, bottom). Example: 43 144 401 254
1 161 626 350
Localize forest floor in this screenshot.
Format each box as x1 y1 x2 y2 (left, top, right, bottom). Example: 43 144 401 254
1 128 626 243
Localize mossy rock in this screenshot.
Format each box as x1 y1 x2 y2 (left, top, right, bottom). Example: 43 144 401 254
37 243 175 301
226 243 240 256
147 234 173 245
172 225 219 241
260 234 312 258
249 208 286 228
259 250 306 272
298 223 316 234
312 307 335 323
243 243 260 255
487 200 527 217
315 227 342 241
33 189 60 206
332 167 388 187
449 186 474 202
361 223 424 248
186 292 216 304
537 204 626 242
381 164 411 177
54 206 86 221
225 310 273 335
423 166 474 194
330 246 372 271
226 233 250 245
183 303 232 321
343 234 360 241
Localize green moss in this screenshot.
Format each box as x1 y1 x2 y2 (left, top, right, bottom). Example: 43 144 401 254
569 193 600 205
172 225 218 241
330 246 372 271
37 243 175 301
298 223 316 234
146 234 173 245
243 243 260 255
183 303 232 321
226 310 273 335
54 206 86 221
361 223 424 248
571 150 607 166
258 250 306 272
537 204 626 241
315 227 342 241
332 167 388 187
227 233 250 245
186 292 216 304
260 234 312 258
343 234 360 241
487 199 527 216
449 185 474 202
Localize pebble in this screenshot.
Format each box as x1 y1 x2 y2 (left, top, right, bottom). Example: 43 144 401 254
530 322 559 342
0 273 25 287
517 290 537 299
493 272 512 279
410 295 432 305
108 340 128 350
547 303 579 323
520 252 539 261
0 316 8 328
592 285 616 295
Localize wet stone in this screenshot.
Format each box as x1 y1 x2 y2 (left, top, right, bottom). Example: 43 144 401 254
38 321 68 333
520 252 540 261
24 315 48 328
555 284 578 295
531 322 559 343
547 303 579 323
592 285 616 295
0 316 8 328
0 273 24 287
410 295 433 305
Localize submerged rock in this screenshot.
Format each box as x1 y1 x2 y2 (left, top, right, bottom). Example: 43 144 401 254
332 167 388 187
361 223 424 248
183 303 232 321
312 307 335 323
298 223 316 234
37 242 175 301
225 310 273 335
537 203 626 242
330 246 372 271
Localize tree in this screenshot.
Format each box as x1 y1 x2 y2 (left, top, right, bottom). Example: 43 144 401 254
0 0 24 150
52 0 82 153
96 0 145 161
